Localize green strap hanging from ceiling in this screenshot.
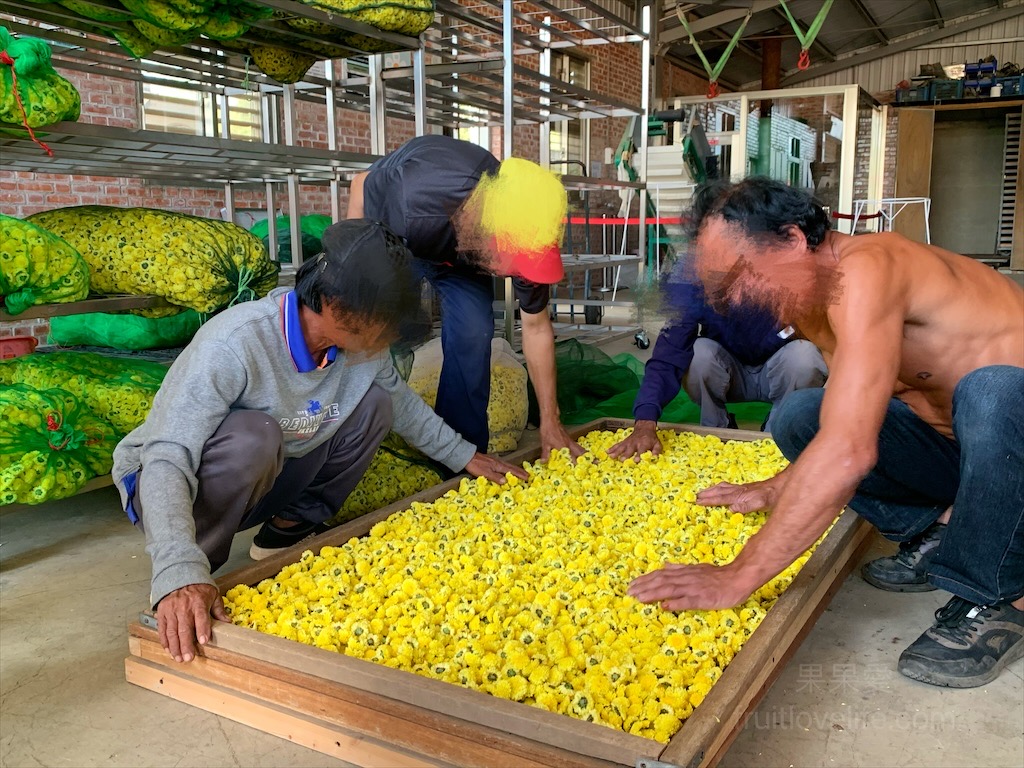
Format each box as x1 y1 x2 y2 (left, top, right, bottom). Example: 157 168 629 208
676 7 752 97
777 0 835 70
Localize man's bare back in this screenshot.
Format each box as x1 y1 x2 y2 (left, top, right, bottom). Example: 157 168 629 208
802 231 1023 438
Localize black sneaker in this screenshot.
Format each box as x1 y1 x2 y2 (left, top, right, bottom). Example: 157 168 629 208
898 596 1024 688
249 519 330 561
861 522 944 592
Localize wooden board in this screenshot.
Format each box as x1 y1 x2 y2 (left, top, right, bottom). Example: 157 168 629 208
126 419 871 768
893 108 935 243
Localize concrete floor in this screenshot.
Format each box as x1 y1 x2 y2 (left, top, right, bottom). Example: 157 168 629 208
2 312 1022 768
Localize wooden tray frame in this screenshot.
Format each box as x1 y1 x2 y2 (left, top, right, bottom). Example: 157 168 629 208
126 418 871 768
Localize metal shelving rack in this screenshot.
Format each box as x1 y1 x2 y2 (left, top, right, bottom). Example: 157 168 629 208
342 0 654 343
3 1 653 343
1 0 420 270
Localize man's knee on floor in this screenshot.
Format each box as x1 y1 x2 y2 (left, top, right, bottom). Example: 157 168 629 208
215 411 283 471
773 340 827 386
770 388 825 460
953 366 1024 434
362 384 394 432
689 337 727 379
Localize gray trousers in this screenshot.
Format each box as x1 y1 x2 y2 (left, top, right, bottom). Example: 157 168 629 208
135 385 391 571
684 338 827 432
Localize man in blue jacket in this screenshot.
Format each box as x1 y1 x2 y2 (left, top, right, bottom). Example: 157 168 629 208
608 271 826 459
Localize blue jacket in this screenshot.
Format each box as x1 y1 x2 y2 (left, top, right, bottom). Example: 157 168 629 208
633 276 793 421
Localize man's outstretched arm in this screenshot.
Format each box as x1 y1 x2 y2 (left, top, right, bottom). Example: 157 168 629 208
630 249 906 609
519 307 584 460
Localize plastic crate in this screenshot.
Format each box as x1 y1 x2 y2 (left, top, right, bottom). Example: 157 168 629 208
896 85 930 103
0 336 38 359
929 79 963 101
996 75 1024 96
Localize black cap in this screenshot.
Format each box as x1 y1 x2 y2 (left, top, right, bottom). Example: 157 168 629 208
320 219 410 269
297 219 429 344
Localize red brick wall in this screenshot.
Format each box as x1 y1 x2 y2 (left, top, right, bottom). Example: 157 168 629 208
3 26 662 337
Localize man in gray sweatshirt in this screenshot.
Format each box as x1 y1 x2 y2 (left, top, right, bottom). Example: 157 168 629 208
113 219 525 664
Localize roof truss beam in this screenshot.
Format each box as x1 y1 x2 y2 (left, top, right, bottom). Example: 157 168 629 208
784 4 1024 85
848 0 889 44
659 0 780 45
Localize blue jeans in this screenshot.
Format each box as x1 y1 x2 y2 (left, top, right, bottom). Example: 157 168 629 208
772 366 1024 606
417 261 494 453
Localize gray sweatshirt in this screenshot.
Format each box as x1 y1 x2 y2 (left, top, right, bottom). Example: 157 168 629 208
113 288 476 606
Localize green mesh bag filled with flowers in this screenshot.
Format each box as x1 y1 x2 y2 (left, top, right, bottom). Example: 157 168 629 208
0 26 81 132
27 206 279 314
289 0 435 36
0 214 90 316
0 385 120 506
0 352 168 435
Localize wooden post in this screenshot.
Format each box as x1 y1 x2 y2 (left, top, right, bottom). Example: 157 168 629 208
894 108 935 243
759 38 782 118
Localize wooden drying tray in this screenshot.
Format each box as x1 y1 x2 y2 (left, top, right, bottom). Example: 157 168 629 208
125 418 872 768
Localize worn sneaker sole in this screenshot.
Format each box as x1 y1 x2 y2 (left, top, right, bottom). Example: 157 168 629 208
861 565 938 593
898 636 1024 688
249 529 324 561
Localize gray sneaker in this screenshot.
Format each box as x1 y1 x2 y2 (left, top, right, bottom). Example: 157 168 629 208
861 522 944 592
898 596 1024 688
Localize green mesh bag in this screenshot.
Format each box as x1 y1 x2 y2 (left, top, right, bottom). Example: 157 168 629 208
48 309 202 351
0 26 81 131
0 351 168 435
0 384 120 506
296 0 435 35
531 338 771 427
249 214 331 263
27 206 279 314
528 339 642 425
0 214 90 316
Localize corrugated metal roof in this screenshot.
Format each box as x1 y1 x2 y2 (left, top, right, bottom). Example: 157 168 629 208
800 12 1024 93
660 0 1022 90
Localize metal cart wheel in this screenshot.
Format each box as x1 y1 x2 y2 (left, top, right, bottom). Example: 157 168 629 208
634 330 650 350
584 301 603 326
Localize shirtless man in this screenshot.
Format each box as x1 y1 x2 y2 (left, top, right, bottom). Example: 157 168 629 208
628 177 1023 688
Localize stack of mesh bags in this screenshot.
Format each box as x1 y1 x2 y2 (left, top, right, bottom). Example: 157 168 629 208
0 352 168 505
0 214 90 316
28 206 279 315
0 386 119 505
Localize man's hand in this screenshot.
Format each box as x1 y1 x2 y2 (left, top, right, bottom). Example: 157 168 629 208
627 563 757 611
156 583 229 663
606 420 662 462
697 478 780 513
539 421 585 462
465 452 530 484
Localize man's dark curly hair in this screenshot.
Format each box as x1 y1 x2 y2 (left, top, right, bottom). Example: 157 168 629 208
295 219 429 344
689 176 831 249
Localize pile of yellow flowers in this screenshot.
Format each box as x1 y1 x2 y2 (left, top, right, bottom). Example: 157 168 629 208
225 429 816 743
408 339 529 454
328 434 443 526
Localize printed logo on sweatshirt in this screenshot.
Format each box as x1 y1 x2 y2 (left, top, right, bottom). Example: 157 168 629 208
279 401 341 439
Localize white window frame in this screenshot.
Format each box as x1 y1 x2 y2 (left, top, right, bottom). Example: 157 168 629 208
549 51 590 172
140 77 263 142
